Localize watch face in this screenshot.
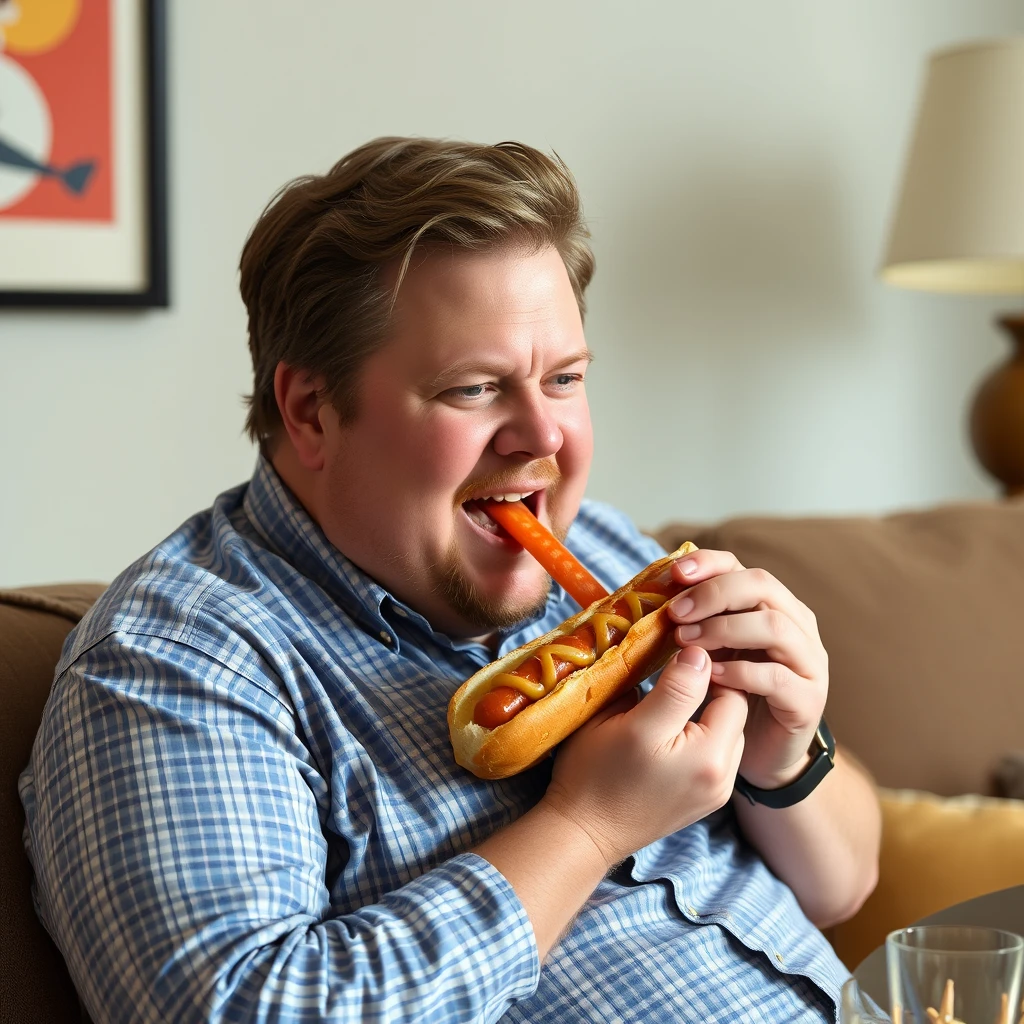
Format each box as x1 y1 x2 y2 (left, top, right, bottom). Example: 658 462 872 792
735 719 835 808
814 718 836 760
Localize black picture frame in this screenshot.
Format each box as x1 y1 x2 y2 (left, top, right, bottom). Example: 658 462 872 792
0 0 169 308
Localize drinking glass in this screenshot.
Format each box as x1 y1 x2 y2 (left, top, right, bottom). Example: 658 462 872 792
886 926 1024 1024
840 977 892 1023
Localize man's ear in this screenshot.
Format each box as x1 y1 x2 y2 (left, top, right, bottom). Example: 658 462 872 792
273 362 332 471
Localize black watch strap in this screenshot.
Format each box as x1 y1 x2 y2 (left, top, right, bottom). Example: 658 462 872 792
734 717 836 809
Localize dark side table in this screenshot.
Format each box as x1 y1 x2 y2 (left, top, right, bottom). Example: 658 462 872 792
853 885 1024 1009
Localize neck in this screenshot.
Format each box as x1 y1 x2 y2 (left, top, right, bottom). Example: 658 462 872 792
268 441 319 521
469 630 500 656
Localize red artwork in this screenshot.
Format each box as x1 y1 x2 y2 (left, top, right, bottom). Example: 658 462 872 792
0 0 113 222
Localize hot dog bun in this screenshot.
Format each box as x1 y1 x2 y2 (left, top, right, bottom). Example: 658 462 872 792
448 542 698 779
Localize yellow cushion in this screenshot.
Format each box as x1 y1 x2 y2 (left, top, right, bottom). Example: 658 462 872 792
828 789 1024 970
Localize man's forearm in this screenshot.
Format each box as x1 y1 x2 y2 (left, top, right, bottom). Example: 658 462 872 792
473 799 612 962
732 746 882 928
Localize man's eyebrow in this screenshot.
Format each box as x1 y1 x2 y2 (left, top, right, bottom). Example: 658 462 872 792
555 348 595 370
424 348 594 392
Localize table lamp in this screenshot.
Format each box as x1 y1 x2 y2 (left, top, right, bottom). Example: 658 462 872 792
881 37 1024 495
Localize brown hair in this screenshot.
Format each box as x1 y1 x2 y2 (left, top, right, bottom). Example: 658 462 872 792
239 136 595 447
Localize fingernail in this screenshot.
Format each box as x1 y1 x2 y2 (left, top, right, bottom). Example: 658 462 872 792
677 647 706 671
671 596 695 618
676 623 701 641
678 559 699 577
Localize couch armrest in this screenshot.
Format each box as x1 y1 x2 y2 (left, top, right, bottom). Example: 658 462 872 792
0 583 107 1023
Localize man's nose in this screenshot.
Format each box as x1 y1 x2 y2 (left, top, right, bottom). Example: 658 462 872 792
492 393 563 460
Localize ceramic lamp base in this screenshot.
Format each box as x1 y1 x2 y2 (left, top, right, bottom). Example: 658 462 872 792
970 314 1024 497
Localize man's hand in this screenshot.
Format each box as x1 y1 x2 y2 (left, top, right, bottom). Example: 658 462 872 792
665 549 829 792
540 646 748 869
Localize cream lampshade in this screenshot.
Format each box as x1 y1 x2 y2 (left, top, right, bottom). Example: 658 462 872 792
881 37 1024 494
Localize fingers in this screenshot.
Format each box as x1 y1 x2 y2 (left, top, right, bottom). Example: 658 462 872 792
703 686 748 789
709 656 825 723
691 681 749 744
668 560 817 639
670 548 744 586
673 606 823 680
627 646 712 746
577 688 640 732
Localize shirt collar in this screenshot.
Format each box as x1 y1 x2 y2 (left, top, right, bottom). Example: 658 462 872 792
242 455 398 644
241 454 571 655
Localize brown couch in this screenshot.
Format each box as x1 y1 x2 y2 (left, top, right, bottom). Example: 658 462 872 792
2 585 105 1024
5 498 1024 1020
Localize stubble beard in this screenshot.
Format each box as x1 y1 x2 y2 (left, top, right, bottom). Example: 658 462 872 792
433 549 552 631
432 516 570 632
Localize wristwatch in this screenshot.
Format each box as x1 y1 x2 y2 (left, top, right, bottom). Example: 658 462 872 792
733 717 836 809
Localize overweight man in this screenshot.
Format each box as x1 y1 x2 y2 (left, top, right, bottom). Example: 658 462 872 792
21 137 881 1023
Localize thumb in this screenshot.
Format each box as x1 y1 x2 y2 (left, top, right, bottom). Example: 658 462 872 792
575 687 640 735
629 646 711 742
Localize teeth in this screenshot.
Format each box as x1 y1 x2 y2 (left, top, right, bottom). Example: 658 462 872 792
466 505 500 530
479 490 534 503
463 490 538 532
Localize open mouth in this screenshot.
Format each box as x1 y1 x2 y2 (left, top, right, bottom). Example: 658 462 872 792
461 491 541 539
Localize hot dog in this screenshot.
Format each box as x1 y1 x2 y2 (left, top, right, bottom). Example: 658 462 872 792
448 501 697 778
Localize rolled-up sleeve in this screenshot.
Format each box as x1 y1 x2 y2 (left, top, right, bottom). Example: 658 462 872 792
20 632 540 1023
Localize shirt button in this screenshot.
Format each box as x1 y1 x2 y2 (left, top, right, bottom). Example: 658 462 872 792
686 905 700 917
774 951 785 965
379 631 393 645
392 606 408 617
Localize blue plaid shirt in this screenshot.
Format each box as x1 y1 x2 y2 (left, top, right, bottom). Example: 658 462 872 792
21 456 848 1023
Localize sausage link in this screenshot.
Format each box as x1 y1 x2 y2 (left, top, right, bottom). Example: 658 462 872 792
471 581 677 729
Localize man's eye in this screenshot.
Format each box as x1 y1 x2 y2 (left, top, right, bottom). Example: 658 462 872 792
447 384 489 400
550 373 584 389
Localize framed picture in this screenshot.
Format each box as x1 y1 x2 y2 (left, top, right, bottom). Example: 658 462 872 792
0 0 168 307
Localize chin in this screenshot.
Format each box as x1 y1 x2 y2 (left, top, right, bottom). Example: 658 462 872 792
436 561 552 632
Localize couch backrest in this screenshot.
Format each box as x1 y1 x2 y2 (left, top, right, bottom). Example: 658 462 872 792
1 584 107 1024
652 498 1024 797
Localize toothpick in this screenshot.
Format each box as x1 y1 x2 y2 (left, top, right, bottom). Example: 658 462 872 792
998 991 1010 1024
941 979 956 1018
926 978 969 1024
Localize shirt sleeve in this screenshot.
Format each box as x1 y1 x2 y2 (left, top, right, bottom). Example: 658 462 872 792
20 631 541 1023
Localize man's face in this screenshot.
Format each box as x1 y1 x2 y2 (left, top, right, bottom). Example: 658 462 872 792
316 244 594 637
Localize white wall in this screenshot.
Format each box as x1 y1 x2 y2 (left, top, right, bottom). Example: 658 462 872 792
3 0 1022 588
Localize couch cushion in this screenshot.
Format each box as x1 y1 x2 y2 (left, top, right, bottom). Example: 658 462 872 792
652 499 1024 796
0 584 106 1024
